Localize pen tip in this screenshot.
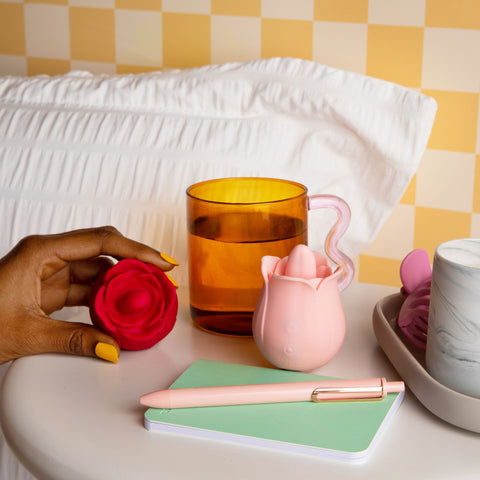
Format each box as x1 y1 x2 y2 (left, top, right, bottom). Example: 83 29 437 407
386 381 405 393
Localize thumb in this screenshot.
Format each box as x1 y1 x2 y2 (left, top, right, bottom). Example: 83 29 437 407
29 315 120 363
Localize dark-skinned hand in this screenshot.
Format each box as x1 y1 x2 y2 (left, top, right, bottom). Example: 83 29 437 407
0 226 177 364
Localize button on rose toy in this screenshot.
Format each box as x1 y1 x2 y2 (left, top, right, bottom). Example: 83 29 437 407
89 258 178 350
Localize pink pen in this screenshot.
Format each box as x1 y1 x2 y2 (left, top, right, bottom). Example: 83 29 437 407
139 378 405 409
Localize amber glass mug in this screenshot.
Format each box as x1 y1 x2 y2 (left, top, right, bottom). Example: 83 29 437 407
186 177 353 336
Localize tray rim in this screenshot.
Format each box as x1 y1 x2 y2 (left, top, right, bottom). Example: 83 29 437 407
372 293 480 434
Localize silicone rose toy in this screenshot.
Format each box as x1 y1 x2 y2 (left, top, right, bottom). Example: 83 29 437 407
253 244 352 371
89 258 178 350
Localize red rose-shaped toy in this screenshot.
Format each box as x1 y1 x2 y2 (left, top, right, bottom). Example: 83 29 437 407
89 258 178 350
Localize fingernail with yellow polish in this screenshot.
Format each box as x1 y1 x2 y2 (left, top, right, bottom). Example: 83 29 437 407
160 252 179 266
95 342 119 363
165 273 179 289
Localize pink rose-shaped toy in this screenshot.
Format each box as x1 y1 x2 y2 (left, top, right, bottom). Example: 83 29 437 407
253 244 353 371
89 258 178 350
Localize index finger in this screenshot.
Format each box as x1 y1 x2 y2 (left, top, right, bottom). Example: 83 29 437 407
37 226 176 271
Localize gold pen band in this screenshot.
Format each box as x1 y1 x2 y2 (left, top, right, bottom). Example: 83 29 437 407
311 384 384 402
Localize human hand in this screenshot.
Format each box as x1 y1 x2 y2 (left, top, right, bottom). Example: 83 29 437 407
0 226 178 364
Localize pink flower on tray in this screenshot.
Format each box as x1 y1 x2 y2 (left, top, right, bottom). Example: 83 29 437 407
89 258 178 350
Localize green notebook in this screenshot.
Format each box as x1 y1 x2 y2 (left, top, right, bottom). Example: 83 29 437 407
144 360 404 463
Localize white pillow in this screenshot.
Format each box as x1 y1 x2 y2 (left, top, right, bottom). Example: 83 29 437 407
0 58 436 285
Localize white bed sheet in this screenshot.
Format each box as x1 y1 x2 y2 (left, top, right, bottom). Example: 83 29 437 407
0 58 436 286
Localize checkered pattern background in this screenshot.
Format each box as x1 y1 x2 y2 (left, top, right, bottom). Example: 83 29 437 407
1 0 480 287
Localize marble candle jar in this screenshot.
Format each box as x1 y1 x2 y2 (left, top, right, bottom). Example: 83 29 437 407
426 238 480 398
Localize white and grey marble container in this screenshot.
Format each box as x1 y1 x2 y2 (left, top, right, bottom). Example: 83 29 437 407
426 238 480 398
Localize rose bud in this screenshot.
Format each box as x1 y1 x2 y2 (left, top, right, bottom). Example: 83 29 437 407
89 258 178 350
253 245 350 371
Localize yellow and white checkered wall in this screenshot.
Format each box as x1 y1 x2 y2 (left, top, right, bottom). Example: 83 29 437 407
1 0 480 287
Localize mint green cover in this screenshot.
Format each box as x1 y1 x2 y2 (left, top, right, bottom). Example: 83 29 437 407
144 360 403 463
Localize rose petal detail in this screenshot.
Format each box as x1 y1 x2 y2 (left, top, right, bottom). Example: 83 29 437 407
89 258 178 350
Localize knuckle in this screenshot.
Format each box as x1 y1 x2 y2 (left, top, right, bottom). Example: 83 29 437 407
18 234 43 250
94 226 121 245
67 328 86 355
14 235 47 258
97 226 120 236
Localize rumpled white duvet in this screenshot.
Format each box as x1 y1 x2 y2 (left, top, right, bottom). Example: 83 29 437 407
0 57 436 480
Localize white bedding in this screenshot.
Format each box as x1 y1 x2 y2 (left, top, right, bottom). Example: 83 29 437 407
0 58 436 479
0 58 436 285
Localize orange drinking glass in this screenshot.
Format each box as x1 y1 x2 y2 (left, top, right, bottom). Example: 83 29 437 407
186 177 353 336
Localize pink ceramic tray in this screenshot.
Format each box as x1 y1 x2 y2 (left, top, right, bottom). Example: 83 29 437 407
372 293 480 434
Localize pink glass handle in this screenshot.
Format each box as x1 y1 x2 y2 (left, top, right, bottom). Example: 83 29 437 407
308 194 354 291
